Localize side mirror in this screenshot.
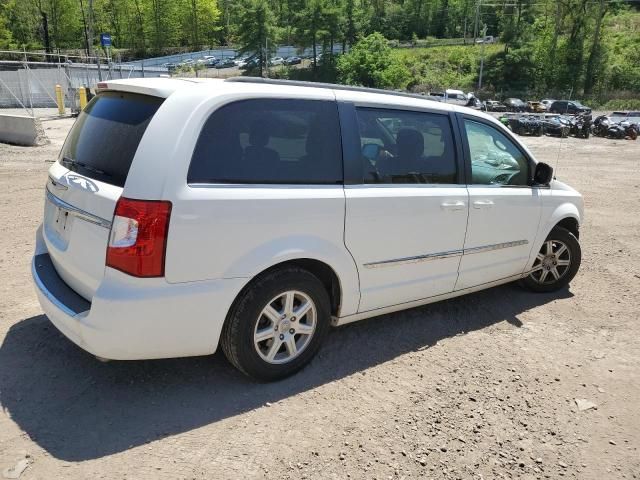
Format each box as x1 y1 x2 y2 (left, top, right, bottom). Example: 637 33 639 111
362 143 381 161
533 162 553 185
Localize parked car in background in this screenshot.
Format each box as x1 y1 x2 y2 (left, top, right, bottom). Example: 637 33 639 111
503 98 527 112
541 114 570 137
270 57 284 66
444 89 468 106
540 99 555 110
233 56 249 67
284 56 302 65
549 100 591 115
216 59 236 69
624 112 640 131
527 101 546 113
485 100 506 112
475 35 496 44
568 114 591 139
32 77 583 381
508 114 544 136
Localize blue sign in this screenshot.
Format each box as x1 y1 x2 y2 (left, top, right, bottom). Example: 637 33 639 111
100 33 112 48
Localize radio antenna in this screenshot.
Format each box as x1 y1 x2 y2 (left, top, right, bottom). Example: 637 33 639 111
554 87 573 177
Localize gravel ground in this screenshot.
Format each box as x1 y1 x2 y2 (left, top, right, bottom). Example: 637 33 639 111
0 118 638 480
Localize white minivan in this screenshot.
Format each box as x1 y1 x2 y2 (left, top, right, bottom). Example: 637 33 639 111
32 77 583 380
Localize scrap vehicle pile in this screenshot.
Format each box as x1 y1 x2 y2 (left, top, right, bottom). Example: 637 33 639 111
497 111 638 140
421 90 637 141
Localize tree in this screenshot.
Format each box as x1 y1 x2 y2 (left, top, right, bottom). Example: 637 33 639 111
337 32 410 89
341 0 358 51
583 0 607 95
296 0 330 70
181 0 221 48
0 0 15 48
237 0 275 76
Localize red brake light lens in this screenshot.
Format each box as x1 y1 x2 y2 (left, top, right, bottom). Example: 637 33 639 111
106 198 172 277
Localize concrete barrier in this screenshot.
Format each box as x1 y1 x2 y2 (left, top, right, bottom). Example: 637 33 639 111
0 113 49 146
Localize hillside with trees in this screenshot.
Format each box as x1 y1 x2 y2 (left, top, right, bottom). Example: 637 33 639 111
0 0 638 103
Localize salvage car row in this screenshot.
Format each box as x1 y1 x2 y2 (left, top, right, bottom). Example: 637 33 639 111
484 98 592 115
496 111 639 140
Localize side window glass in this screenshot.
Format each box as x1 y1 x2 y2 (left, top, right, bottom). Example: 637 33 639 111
355 107 457 184
188 99 342 184
464 119 530 186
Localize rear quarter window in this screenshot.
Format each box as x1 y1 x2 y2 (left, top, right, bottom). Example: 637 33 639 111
188 98 343 185
59 92 164 187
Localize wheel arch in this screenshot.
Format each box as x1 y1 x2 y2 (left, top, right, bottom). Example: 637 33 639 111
555 216 580 239
525 204 582 273
230 258 347 320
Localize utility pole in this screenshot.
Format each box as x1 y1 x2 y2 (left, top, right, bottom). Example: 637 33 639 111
473 0 482 45
79 0 90 58
478 25 487 89
264 37 269 78
87 0 94 57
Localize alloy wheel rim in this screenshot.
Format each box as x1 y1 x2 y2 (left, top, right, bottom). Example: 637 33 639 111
253 290 317 364
529 239 571 285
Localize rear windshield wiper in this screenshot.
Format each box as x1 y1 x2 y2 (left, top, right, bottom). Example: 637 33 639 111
61 156 110 177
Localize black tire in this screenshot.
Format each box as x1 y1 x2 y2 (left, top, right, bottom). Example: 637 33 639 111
221 266 331 381
520 226 581 293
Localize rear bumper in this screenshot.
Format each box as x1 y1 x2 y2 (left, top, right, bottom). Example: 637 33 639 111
32 227 247 360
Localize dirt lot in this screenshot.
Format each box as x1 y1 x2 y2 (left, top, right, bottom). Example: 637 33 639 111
0 118 638 480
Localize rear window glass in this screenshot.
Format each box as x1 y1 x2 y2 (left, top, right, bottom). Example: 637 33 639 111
188 98 343 184
59 92 163 187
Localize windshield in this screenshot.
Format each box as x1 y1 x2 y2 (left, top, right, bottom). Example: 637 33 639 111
59 92 164 187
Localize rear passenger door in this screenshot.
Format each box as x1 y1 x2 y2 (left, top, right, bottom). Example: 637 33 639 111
340 101 469 312
166 98 355 313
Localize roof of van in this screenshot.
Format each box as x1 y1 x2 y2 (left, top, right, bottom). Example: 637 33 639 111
98 76 499 121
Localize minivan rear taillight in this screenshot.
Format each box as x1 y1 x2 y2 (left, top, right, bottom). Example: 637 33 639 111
106 198 172 277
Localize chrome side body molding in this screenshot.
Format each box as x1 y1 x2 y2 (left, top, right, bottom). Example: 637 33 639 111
363 240 529 269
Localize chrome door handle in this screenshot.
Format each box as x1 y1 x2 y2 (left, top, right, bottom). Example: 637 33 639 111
441 201 466 211
473 200 495 209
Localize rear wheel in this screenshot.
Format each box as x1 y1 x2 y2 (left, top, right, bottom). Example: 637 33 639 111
221 267 331 381
521 227 581 293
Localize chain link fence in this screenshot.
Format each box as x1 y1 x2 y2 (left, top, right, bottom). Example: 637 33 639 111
0 50 167 116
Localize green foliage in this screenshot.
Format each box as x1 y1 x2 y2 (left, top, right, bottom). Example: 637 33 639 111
0 0 636 100
337 32 410 89
598 98 640 111
236 0 275 75
0 0 14 49
397 44 501 92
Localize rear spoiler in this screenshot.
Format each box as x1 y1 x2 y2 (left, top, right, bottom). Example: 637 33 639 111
95 78 212 98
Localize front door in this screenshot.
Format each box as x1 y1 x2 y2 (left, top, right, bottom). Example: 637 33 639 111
341 104 469 312
455 117 542 290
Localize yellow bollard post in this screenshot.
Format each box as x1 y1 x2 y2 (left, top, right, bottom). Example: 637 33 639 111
79 86 87 110
55 84 65 115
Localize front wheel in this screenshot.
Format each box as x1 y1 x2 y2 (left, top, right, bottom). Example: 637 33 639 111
520 226 581 293
220 267 331 381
